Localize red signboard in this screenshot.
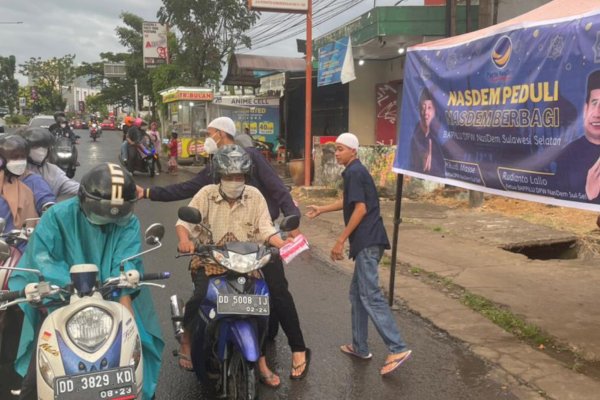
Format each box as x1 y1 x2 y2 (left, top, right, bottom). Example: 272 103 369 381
375 84 398 145
425 0 447 5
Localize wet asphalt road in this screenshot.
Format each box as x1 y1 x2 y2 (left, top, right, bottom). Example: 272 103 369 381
15 127 521 399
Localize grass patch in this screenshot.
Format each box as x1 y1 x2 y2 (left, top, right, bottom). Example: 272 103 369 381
432 226 445 233
461 293 550 345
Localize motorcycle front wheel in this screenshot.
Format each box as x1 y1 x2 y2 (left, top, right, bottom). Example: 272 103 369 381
226 350 256 400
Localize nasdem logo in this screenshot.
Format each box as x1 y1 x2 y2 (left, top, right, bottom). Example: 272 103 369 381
491 36 512 69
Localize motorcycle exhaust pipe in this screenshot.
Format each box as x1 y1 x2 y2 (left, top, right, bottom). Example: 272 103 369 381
170 295 184 341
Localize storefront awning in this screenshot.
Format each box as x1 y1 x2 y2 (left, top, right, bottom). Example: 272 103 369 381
223 54 306 87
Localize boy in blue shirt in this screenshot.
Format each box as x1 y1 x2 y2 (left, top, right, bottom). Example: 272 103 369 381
306 133 412 376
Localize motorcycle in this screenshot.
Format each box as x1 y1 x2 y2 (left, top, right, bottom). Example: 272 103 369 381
0 223 170 400
89 123 102 141
172 206 299 400
0 217 37 398
119 134 157 177
49 127 78 179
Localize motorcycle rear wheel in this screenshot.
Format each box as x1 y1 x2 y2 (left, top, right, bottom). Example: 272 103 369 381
226 350 257 400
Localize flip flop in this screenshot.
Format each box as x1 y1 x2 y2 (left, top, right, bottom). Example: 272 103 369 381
177 352 194 372
259 371 281 388
380 350 412 376
290 348 311 380
340 344 373 360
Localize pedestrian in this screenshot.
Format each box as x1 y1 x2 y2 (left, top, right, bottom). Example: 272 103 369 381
136 116 310 382
148 121 162 174
168 132 178 175
305 132 412 376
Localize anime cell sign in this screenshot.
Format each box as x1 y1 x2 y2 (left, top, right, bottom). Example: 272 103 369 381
394 4 600 211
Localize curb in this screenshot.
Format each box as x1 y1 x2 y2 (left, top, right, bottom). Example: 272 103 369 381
299 202 600 400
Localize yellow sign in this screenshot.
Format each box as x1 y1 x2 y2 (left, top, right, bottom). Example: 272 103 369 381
162 89 214 103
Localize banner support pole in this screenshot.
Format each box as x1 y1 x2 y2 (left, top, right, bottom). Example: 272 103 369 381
388 173 404 306
304 0 313 186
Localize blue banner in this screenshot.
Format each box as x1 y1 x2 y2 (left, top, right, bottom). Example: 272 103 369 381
394 10 600 211
318 36 353 87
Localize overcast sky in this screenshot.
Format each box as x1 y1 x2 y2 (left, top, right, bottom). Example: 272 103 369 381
0 0 422 84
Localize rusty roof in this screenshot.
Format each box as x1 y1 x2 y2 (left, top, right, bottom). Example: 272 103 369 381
223 53 306 87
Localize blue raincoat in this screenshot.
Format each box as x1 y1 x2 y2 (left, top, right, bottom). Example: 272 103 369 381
9 197 164 399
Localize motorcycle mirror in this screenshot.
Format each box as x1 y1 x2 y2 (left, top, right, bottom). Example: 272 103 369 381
0 240 10 262
0 217 6 234
145 223 165 245
279 215 300 232
178 207 202 224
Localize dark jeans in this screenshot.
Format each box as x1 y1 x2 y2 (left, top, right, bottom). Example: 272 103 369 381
183 258 306 353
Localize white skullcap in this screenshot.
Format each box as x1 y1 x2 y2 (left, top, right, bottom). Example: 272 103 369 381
335 132 359 150
208 117 236 136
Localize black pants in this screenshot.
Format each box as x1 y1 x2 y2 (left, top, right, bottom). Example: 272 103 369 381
184 258 306 353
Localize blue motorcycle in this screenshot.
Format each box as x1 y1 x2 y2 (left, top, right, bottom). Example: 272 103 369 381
172 207 299 400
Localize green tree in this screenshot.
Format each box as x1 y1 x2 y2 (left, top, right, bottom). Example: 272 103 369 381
84 94 109 117
0 55 19 114
19 55 76 113
158 0 259 86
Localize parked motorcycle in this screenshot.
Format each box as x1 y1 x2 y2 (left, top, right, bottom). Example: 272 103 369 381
0 217 37 398
172 206 299 400
89 123 102 141
119 134 157 177
0 223 169 400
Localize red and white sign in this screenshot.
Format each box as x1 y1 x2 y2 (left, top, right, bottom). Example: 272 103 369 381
143 21 169 68
248 0 308 12
375 83 398 145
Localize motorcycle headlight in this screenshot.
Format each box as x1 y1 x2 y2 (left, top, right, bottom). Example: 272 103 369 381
38 349 55 388
212 250 230 269
129 334 142 370
66 306 113 353
256 253 272 269
228 252 258 274
57 151 72 158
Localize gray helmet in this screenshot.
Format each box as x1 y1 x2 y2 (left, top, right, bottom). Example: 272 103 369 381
0 135 29 162
18 127 55 148
212 144 252 180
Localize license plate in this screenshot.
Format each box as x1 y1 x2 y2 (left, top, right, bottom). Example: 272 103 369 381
54 367 135 400
217 294 269 316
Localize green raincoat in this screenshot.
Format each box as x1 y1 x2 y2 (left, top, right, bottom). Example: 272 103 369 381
9 197 164 399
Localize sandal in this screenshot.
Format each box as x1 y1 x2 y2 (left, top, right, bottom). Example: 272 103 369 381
340 344 373 360
380 350 412 376
290 348 311 380
259 371 281 388
177 352 194 372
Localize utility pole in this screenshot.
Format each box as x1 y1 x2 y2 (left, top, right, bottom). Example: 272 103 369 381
304 0 313 186
134 79 139 116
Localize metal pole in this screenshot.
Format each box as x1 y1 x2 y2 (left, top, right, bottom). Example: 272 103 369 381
304 0 313 186
388 174 404 306
134 79 139 115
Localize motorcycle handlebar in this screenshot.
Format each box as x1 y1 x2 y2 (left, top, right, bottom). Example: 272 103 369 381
142 272 171 281
0 289 24 302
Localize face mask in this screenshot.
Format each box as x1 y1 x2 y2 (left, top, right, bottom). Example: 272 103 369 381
60 122 67 128
30 147 48 164
6 159 27 176
204 137 218 155
220 180 245 199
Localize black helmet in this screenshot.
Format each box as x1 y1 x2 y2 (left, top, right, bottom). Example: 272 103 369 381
54 112 67 123
212 144 252 180
18 127 55 148
0 135 30 162
78 163 137 226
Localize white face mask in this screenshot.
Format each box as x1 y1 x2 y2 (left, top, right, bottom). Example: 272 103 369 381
220 180 245 199
204 137 218 155
30 147 48 164
6 159 27 176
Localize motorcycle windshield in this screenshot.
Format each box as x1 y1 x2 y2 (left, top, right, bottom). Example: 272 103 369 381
55 137 72 152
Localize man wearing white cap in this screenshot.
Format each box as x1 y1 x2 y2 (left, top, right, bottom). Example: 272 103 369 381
306 132 412 376
136 116 310 384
